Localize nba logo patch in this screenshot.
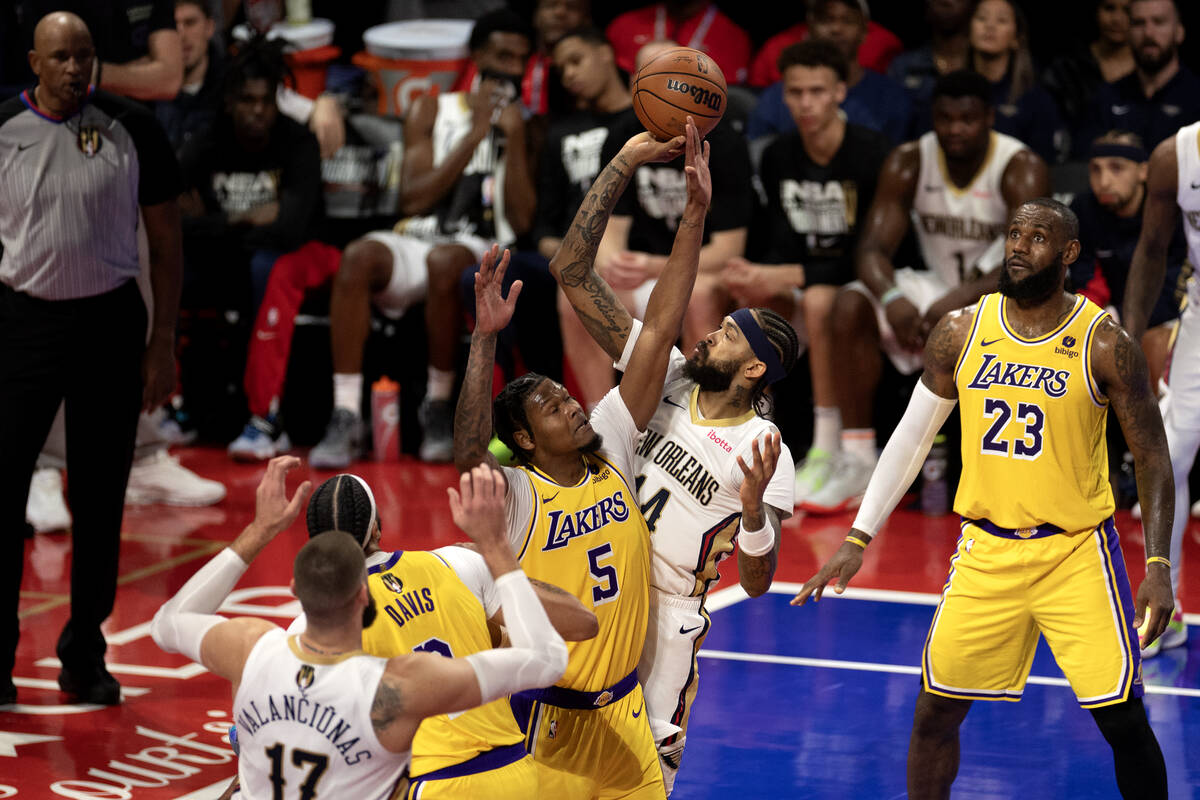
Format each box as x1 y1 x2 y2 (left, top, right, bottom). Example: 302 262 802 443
77 126 101 157
381 573 404 593
548 719 557 739
296 664 315 692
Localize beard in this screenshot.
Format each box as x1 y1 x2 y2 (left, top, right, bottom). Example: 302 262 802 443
362 592 378 629
998 253 1066 304
683 344 739 392
1134 40 1177 75
580 430 603 455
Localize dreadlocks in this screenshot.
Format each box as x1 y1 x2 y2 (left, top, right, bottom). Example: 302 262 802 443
750 308 800 417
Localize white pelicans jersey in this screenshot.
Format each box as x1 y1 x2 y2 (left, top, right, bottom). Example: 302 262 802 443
233 628 409 800
911 130 1027 285
1175 121 1200 306
616 321 795 597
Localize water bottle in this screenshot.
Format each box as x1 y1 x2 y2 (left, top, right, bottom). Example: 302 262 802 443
921 434 950 516
371 376 400 461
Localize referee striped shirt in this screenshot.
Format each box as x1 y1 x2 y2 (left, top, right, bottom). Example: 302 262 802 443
0 86 181 300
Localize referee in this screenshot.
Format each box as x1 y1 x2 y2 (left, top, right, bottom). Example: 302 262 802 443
0 11 181 705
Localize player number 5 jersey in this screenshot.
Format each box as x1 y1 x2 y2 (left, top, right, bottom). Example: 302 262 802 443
953 293 1115 532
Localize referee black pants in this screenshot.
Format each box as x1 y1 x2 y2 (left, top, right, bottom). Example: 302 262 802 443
0 280 145 682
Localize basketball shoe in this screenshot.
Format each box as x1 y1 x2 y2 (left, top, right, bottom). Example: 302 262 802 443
801 452 874 514
126 450 227 506
793 448 836 506
26 467 71 533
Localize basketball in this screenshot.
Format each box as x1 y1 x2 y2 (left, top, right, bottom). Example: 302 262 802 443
632 47 727 141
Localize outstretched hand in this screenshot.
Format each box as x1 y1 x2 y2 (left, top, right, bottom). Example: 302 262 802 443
737 433 781 510
448 464 509 553
474 244 523 335
254 456 312 537
790 537 868 606
683 117 711 210
622 130 686 165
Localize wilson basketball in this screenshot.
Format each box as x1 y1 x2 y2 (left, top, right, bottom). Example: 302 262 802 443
632 47 727 140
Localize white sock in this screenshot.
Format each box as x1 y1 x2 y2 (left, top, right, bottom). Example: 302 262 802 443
812 407 842 454
333 373 363 414
426 367 455 401
842 428 877 465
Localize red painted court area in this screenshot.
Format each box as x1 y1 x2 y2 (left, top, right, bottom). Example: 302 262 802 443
4 447 1198 798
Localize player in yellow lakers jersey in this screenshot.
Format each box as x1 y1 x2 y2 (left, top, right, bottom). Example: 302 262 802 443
454 120 710 799
795 199 1175 799
289 472 597 800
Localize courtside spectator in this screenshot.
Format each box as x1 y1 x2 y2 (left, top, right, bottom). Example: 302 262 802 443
887 0 972 134
746 0 910 143
1077 0 1200 155
748 0 902 88
606 1 752 85
1043 0 1136 134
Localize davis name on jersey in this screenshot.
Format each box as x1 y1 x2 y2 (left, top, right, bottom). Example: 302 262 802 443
380 586 436 629
236 684 373 765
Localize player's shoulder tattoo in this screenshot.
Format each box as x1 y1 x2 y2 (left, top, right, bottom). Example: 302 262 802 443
925 306 975 374
370 675 405 732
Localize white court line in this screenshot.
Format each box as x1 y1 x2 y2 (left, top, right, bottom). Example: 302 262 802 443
697 649 1200 698
766 582 1200 624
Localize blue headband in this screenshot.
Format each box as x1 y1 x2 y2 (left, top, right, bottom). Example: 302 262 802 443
730 308 786 385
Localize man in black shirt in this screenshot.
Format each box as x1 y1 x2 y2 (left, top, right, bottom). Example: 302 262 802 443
0 11 183 705
723 40 891 507
1070 130 1188 387
1077 0 1200 155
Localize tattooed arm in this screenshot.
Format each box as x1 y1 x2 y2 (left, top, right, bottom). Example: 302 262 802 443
1122 137 1179 341
738 506 781 598
453 247 522 474
1091 317 1175 644
548 133 686 360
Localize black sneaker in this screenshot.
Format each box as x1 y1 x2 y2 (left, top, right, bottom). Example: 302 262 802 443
418 398 454 463
59 663 121 705
310 408 363 469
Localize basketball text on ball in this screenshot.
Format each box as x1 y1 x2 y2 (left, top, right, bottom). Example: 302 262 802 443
664 79 722 112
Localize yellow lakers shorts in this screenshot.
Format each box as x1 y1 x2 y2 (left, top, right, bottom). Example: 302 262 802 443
923 517 1143 709
515 677 665 799
407 745 536 799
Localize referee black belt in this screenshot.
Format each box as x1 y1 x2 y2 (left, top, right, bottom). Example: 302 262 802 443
966 517 1065 540
516 668 638 709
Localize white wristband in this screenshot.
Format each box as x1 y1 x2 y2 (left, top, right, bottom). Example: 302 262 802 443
738 518 774 557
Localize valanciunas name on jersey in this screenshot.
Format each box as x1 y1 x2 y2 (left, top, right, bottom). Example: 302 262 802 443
237 694 373 765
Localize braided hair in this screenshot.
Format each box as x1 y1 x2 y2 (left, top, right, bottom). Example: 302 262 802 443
749 308 800 417
224 33 292 101
306 474 379 549
493 373 547 464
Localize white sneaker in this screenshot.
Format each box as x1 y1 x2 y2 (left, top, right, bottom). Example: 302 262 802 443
800 453 874 514
1192 498 1200 518
794 448 835 505
125 450 227 507
26 468 71 533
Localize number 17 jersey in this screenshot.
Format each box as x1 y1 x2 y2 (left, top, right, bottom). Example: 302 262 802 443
953 292 1115 532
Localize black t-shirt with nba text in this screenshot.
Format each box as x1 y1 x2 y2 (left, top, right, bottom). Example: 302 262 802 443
180 113 323 254
602 113 753 254
758 123 891 286
534 107 636 248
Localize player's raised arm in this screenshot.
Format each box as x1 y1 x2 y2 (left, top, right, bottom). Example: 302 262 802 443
453 246 523 474
1090 317 1175 645
620 118 712 430
1122 138 1180 341
792 309 971 605
151 457 312 686
736 433 784 598
548 129 686 360
370 466 568 751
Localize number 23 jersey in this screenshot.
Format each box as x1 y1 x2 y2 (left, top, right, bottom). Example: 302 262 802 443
953 292 1115 531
